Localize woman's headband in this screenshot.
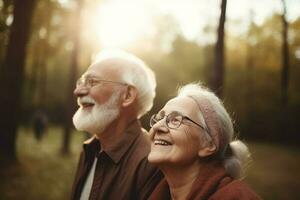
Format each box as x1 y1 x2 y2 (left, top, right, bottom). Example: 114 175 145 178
188 95 228 156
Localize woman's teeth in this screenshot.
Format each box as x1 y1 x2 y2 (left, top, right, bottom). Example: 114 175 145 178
154 139 171 146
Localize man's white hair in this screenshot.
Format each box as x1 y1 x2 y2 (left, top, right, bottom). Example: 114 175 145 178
92 49 156 118
177 83 250 179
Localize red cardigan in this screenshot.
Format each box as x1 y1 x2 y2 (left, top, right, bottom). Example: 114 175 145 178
148 161 262 200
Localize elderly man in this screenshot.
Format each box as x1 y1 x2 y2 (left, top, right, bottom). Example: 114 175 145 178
70 50 162 200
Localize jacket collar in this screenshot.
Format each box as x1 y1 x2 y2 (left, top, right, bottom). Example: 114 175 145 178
187 160 231 199
149 160 231 200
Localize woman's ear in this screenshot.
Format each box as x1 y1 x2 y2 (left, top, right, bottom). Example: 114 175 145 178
198 142 216 157
122 85 137 107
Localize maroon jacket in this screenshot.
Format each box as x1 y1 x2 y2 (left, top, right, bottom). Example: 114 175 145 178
148 161 262 200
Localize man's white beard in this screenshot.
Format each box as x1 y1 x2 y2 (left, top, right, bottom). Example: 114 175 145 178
72 92 121 135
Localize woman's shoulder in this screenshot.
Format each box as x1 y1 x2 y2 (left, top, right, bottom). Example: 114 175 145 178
210 178 262 200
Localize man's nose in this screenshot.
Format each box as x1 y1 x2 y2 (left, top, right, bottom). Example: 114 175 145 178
73 85 89 97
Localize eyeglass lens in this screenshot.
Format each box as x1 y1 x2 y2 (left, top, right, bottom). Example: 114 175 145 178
150 112 183 129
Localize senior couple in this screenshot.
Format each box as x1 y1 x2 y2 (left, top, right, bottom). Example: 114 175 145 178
70 50 261 200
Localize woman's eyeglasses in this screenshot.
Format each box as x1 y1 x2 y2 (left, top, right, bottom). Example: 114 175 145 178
150 111 206 130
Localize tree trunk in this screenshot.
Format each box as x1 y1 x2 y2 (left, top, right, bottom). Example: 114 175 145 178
38 1 53 108
61 0 83 155
211 0 227 98
281 0 290 107
29 1 53 108
30 41 42 106
279 0 290 140
0 0 36 162
0 0 13 69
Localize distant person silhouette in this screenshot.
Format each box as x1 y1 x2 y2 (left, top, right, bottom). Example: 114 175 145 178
33 109 48 141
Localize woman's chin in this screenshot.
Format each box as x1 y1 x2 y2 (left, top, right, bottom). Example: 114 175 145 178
148 152 167 165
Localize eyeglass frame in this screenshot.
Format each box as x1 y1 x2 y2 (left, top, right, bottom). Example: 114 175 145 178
150 111 209 133
76 75 128 88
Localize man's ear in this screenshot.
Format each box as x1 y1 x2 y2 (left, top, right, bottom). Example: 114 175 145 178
121 85 137 107
198 142 217 157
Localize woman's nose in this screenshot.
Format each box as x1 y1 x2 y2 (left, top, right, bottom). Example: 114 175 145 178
151 119 169 134
149 122 169 140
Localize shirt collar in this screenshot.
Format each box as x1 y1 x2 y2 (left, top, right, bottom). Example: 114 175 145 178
83 119 142 164
83 136 100 158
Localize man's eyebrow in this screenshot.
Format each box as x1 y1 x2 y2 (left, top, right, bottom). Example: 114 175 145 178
83 74 103 79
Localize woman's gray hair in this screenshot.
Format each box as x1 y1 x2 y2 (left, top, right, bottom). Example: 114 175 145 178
93 50 156 118
177 83 250 179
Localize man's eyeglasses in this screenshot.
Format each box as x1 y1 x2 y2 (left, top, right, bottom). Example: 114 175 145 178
150 111 207 131
76 76 127 88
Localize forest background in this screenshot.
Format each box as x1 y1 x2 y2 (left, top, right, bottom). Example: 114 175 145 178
0 0 300 199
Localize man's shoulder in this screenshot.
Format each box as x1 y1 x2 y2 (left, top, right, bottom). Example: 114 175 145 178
121 127 152 168
133 129 151 154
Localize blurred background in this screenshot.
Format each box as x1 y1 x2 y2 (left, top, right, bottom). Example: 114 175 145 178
0 0 300 199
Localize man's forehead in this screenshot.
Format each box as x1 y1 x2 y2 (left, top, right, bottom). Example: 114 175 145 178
88 62 109 73
84 62 120 78
89 58 129 71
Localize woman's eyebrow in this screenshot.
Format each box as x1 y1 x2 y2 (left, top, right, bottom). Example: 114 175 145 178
158 110 165 116
164 110 184 116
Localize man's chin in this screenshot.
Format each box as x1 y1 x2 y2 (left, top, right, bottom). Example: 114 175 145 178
73 109 92 131
73 108 106 134
72 95 120 135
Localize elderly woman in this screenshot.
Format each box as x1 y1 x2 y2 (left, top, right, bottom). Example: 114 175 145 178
148 83 261 200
